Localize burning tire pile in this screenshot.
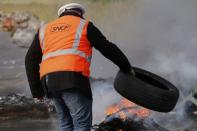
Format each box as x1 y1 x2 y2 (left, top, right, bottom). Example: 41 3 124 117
93 98 169 131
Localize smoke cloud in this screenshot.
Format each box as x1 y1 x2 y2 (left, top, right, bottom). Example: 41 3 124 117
91 78 121 124
90 0 197 128
90 0 197 87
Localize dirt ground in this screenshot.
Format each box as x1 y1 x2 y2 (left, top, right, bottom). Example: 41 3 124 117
0 118 58 131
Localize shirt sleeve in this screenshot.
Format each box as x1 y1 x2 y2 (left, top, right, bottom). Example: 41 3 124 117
25 32 44 97
87 22 132 73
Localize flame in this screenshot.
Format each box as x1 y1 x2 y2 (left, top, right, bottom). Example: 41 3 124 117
106 98 151 120
106 104 120 116
120 99 136 108
119 111 127 120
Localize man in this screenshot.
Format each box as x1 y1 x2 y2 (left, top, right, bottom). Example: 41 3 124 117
25 3 132 131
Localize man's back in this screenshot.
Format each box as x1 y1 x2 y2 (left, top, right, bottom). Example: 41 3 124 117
39 15 92 78
25 3 132 131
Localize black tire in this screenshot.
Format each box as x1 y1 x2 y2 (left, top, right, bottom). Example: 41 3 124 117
114 67 179 112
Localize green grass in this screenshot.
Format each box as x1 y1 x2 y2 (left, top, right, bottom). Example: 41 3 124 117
0 0 131 21
0 3 57 21
0 1 108 21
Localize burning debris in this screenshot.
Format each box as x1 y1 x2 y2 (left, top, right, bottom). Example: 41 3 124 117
0 11 42 48
105 99 151 119
0 93 54 121
93 98 169 131
91 78 196 130
94 117 169 131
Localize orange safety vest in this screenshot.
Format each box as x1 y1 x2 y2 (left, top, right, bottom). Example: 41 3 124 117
39 15 92 78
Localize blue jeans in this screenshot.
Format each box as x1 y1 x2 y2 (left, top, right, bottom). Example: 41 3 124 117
51 89 92 131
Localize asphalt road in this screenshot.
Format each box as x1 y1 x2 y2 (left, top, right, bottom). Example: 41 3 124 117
0 32 31 96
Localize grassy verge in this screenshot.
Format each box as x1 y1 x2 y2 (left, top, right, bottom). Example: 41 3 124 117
0 2 106 21
0 0 130 21
0 3 59 21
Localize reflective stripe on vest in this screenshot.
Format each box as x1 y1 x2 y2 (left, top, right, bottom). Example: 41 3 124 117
42 48 91 62
40 19 91 62
39 24 47 51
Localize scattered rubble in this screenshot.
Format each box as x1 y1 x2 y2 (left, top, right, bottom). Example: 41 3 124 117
0 11 43 48
0 93 54 121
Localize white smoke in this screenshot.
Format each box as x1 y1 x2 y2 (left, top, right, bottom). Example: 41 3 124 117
91 78 121 124
90 0 197 129
143 54 197 94
91 0 197 83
